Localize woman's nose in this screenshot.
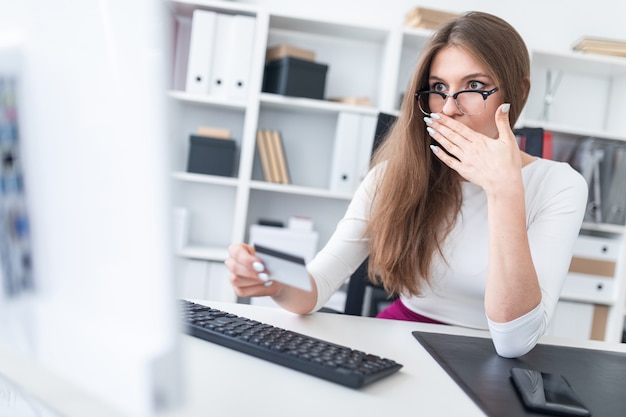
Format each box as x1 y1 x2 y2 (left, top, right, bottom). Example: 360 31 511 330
441 95 462 116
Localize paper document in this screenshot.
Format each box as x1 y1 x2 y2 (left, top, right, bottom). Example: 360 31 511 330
254 244 312 291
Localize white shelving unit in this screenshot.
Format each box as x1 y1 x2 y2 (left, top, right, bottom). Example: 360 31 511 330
167 0 626 342
523 49 626 343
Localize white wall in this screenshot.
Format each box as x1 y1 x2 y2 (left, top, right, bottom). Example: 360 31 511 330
235 0 626 54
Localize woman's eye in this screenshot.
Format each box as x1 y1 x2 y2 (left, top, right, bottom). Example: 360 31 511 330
468 80 485 90
433 83 446 92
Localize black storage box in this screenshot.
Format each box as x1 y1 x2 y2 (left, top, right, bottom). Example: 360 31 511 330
262 56 328 100
187 135 236 177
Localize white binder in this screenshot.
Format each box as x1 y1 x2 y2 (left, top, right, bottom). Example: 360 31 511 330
355 114 377 184
228 14 256 100
172 16 192 91
209 13 235 97
329 112 363 194
185 9 217 94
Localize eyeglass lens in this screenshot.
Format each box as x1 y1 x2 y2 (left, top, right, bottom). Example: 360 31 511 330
418 91 487 116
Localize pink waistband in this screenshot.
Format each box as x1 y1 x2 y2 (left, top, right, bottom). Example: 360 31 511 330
376 298 446 325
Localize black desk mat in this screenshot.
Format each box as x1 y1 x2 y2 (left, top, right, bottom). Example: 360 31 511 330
413 331 626 417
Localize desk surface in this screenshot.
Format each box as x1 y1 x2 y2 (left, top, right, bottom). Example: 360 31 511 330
2 301 626 417
172 301 488 417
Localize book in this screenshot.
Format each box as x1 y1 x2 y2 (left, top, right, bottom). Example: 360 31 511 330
514 127 544 158
542 131 553 160
256 130 275 182
514 127 554 160
264 130 281 183
271 130 290 184
256 129 289 184
572 36 626 58
404 7 459 29
266 44 316 63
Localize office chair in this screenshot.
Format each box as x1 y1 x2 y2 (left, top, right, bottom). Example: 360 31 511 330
343 258 397 317
318 112 399 317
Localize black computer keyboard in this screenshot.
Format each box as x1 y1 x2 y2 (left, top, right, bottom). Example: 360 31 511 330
179 299 402 388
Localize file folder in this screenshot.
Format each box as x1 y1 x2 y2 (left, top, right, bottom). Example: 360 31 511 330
329 112 361 194
329 113 376 194
354 114 377 184
228 14 256 100
604 144 626 225
172 16 192 91
209 13 235 97
185 9 217 94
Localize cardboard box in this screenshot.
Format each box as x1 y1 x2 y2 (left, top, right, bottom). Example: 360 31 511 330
186 135 236 177
265 44 316 63
262 56 328 100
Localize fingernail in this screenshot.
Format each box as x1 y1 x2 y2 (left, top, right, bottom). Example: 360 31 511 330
252 261 265 272
258 272 270 282
430 144 439 153
423 116 433 125
430 113 441 120
502 103 510 113
264 280 274 287
426 126 436 136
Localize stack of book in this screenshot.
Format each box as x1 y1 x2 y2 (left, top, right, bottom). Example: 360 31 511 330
404 6 459 30
256 129 290 184
572 36 626 58
327 96 372 107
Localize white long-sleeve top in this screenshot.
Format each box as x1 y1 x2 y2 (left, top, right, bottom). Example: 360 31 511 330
306 158 588 357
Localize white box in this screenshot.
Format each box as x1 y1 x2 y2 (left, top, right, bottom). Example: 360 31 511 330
249 224 318 262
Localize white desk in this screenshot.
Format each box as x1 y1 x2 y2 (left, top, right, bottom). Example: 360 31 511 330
2 301 626 417
168 301 626 417
171 301 488 417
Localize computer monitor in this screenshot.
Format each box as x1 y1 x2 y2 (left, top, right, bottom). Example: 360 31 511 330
0 1 181 416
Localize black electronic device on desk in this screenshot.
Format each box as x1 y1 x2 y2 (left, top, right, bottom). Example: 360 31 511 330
413 331 626 417
179 300 402 388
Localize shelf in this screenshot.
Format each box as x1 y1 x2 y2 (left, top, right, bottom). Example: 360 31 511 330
178 245 229 262
250 180 353 200
527 49 626 136
168 90 247 110
558 294 616 306
268 13 390 43
169 1 626 344
170 0 258 18
522 118 626 142
532 49 626 77
581 222 626 235
172 171 239 187
259 93 379 116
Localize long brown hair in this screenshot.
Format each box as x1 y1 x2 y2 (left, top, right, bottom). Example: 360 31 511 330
366 11 530 296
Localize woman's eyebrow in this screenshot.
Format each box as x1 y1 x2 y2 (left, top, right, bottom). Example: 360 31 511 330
429 72 491 82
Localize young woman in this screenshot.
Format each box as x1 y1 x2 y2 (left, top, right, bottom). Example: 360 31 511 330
224 11 588 358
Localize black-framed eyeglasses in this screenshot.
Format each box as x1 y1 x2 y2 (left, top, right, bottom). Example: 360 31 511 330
414 87 499 116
